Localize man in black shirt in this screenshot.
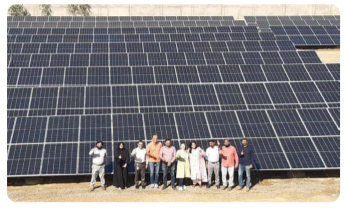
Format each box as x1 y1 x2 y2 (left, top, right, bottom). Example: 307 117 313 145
236 138 254 192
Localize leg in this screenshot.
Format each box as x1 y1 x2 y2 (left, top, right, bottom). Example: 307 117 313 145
207 162 213 185
245 165 251 188
179 178 184 187
99 166 106 188
221 166 227 187
238 165 244 187
162 162 168 186
214 162 220 186
154 162 160 185
134 163 140 185
140 163 146 185
228 166 235 187
170 163 176 187
90 166 98 188
149 162 154 185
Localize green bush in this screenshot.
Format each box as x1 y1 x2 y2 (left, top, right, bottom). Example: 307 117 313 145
8 4 30 16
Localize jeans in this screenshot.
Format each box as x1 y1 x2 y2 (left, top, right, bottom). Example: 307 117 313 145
221 166 234 187
162 162 176 187
149 162 160 185
238 164 251 188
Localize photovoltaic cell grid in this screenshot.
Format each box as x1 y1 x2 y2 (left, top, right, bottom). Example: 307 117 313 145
245 16 340 46
7 16 340 176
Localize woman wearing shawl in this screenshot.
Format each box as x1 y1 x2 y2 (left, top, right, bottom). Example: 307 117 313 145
113 142 130 189
176 143 190 191
188 141 207 188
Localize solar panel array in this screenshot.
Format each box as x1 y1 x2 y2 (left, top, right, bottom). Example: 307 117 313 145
245 16 340 46
7 16 340 177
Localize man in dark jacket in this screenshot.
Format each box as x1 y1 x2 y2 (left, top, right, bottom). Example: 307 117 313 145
236 138 254 192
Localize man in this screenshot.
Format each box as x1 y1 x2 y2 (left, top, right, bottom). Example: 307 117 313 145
159 139 176 190
219 139 239 191
131 140 148 189
146 134 162 188
89 141 107 191
205 140 220 189
237 138 254 192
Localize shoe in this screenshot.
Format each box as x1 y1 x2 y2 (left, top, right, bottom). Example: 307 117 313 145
245 187 250 192
216 185 220 189
118 187 121 190
183 185 187 190
206 184 211 189
162 185 167 190
154 184 159 188
236 186 242 190
227 187 232 191
142 184 146 189
150 184 155 188
221 185 226 190
90 187 94 191
135 184 139 189
178 187 183 191
172 186 176 190
102 186 106 190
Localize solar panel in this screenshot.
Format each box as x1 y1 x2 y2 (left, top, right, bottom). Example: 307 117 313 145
7 15 340 176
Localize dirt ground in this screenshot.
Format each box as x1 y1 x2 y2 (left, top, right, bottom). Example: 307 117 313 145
316 49 340 63
7 177 339 202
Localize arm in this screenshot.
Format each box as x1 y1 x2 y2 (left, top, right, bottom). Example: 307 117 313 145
237 147 242 157
89 147 95 156
145 154 149 166
234 147 239 166
159 147 163 160
131 149 136 156
171 148 176 163
126 150 131 165
205 148 209 160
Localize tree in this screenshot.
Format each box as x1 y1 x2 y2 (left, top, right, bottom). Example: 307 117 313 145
67 4 92 16
8 4 30 16
40 4 52 16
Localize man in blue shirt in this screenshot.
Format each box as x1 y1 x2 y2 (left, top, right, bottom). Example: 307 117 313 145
236 138 254 192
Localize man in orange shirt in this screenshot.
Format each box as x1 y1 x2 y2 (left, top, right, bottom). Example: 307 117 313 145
219 139 239 191
146 134 162 188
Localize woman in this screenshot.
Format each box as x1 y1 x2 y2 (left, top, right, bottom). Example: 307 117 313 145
113 142 130 189
176 143 190 191
188 141 207 188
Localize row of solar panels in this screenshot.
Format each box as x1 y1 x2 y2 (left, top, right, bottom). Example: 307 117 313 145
8 33 283 43
7 41 297 55
245 15 340 21
7 108 340 175
7 26 260 34
7 80 339 118
7 20 247 28
7 16 236 22
7 135 340 176
7 51 323 68
7 63 339 86
7 108 340 143
247 19 339 28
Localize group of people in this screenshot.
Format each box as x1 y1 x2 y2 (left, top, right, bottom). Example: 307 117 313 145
89 134 254 192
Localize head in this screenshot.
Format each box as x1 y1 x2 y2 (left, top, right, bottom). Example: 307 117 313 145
118 142 124 149
180 143 186 150
224 139 230 147
96 141 103 149
152 134 158 143
138 140 144 149
209 140 215 147
189 141 198 153
164 139 171 147
241 138 248 147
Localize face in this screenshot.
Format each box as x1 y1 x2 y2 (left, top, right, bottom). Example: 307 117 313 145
191 142 197 149
209 141 215 147
96 142 103 149
180 144 186 150
242 139 248 146
138 142 143 149
152 135 158 143
224 140 230 146
119 143 124 149
165 140 171 147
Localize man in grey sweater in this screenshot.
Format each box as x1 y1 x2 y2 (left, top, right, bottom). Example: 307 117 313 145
89 141 107 191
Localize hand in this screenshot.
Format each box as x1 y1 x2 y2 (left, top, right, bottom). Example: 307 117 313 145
205 162 208 169
168 161 171 167
241 150 244 155
249 164 253 169
145 165 148 169
217 141 220 146
235 164 239 169
162 157 166 162
200 154 205 158
122 163 127 168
